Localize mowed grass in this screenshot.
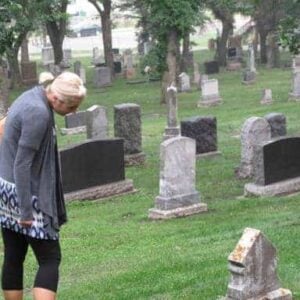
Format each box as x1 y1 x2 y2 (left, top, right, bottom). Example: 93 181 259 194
2 49 300 299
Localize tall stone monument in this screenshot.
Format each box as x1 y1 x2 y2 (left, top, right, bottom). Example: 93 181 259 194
149 136 207 219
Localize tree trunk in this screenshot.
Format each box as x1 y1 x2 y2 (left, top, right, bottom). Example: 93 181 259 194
46 22 64 65
6 47 22 88
21 37 30 63
100 0 114 78
259 31 268 64
215 20 233 67
160 29 178 104
180 32 190 73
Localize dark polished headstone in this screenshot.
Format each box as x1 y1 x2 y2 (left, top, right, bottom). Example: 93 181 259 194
227 47 237 59
254 137 300 185
64 111 87 128
60 139 125 193
204 60 219 74
181 116 217 154
114 61 122 73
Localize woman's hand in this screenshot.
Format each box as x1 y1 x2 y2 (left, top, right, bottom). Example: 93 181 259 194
18 220 33 228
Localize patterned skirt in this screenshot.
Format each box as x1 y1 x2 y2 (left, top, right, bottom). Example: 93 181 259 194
0 177 58 240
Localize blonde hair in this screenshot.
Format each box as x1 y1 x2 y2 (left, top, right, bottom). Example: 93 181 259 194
40 71 87 106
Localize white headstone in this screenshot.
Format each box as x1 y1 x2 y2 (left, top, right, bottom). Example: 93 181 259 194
86 105 109 140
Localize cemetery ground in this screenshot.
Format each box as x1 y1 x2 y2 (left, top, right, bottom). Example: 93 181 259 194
6 50 300 299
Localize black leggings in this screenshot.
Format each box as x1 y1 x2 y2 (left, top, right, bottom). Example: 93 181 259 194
1 228 61 292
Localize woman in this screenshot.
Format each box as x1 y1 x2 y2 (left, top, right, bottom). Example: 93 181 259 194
0 72 86 300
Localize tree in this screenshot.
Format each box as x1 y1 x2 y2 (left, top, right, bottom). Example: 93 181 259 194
41 0 69 66
138 0 204 103
88 0 114 78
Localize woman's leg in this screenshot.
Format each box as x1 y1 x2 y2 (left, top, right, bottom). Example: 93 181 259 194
1 228 29 300
29 238 61 300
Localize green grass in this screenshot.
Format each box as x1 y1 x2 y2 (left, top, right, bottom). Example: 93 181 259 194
2 50 300 299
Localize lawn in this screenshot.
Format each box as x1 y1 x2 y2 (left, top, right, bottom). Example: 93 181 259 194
2 49 300 300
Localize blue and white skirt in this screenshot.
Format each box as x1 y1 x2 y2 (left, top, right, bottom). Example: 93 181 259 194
0 177 58 240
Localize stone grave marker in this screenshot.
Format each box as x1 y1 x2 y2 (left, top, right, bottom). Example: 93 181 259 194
193 62 201 87
204 60 219 74
245 137 300 196
73 61 82 76
181 116 221 159
60 139 135 201
260 88 273 105
21 61 38 85
148 136 207 219
86 105 108 140
114 103 146 166
226 47 242 71
198 79 222 107
61 111 87 135
41 47 54 66
289 69 300 100
94 66 112 88
225 227 292 300
242 69 256 85
163 84 180 140
248 43 257 73
264 112 286 138
92 47 102 66
235 117 271 179
178 72 191 92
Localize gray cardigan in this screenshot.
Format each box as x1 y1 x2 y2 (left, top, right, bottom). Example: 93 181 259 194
0 86 66 229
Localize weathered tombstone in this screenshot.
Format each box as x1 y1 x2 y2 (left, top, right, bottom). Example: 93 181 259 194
41 47 54 66
248 43 257 73
260 88 273 105
181 116 221 159
78 67 86 85
225 227 292 300
204 60 219 74
242 69 256 85
235 117 271 179
60 139 135 201
92 47 102 66
226 47 242 71
245 137 300 196
62 49 72 66
123 50 136 79
289 69 300 100
114 103 146 166
73 61 82 76
264 112 286 138
200 74 209 88
198 79 222 107
61 111 87 135
178 72 191 92
148 136 207 219
266 33 280 69
86 105 109 140
94 66 112 88
163 85 180 140
21 61 38 85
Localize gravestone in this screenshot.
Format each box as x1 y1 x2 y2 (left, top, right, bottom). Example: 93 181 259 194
78 67 86 85
41 47 54 66
94 66 112 88
114 61 122 74
193 62 201 87
60 139 135 201
21 61 38 85
114 103 146 166
242 69 256 85
86 105 109 140
178 72 191 92
73 61 82 76
181 116 221 159
226 47 242 71
63 49 72 66
92 47 102 66
65 111 86 128
200 74 209 89
225 227 292 300
260 88 273 105
264 113 286 138
235 117 271 179
163 85 180 140
198 79 222 107
248 43 257 73
245 137 300 196
204 60 219 74
148 136 207 219
289 69 300 100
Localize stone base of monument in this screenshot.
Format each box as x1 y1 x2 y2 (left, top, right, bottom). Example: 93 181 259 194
244 176 300 197
196 150 221 159
60 126 87 135
226 62 241 71
148 203 207 220
163 126 180 141
64 179 136 202
224 288 292 300
289 92 300 101
197 97 222 107
124 152 146 166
